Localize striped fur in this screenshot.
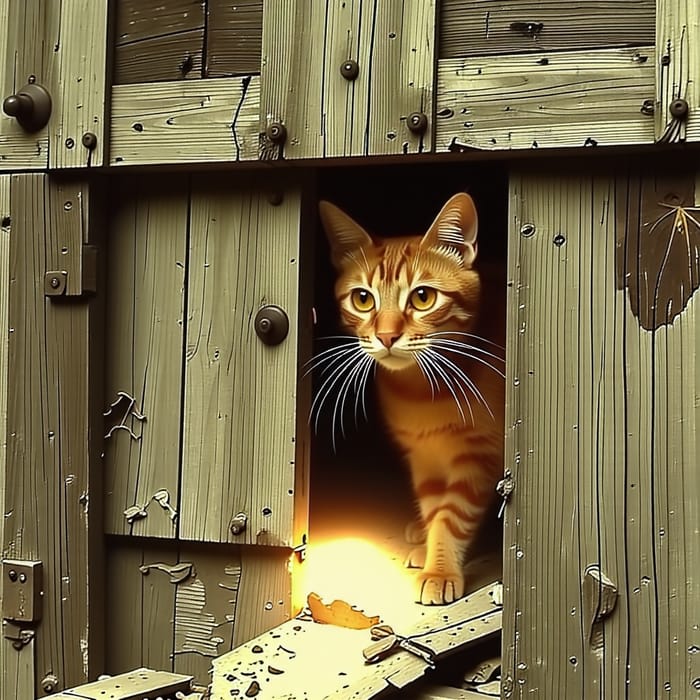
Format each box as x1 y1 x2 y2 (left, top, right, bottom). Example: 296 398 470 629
319 194 505 605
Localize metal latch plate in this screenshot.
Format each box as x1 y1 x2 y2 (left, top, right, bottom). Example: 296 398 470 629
2 559 43 623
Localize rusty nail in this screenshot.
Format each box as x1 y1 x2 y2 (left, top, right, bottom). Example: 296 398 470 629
41 674 59 694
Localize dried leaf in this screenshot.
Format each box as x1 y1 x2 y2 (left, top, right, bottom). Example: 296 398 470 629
306 592 380 630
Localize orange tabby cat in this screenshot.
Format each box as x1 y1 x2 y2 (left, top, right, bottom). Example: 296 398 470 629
318 193 505 605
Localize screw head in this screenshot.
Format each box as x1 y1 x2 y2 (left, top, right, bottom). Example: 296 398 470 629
18 572 27 583
553 233 566 247
41 674 59 694
81 132 97 150
669 98 689 120
8 569 17 581
340 60 360 81
407 112 428 135
265 122 287 145
50 276 60 289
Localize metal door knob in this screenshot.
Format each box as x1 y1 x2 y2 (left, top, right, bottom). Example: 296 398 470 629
2 82 52 132
254 305 289 346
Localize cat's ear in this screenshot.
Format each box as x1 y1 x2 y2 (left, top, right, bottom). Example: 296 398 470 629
421 193 478 266
319 201 374 268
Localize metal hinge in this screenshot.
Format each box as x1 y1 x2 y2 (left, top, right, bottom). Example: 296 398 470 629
2 559 43 648
44 244 97 298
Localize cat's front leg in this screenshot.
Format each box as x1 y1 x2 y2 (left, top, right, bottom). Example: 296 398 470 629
412 474 491 604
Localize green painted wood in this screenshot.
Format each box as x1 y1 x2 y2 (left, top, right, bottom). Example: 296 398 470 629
440 0 655 59
2 175 104 697
103 177 188 539
205 0 262 77
113 0 205 84
0 0 51 169
504 168 700 699
180 177 301 547
656 0 700 142
260 0 436 159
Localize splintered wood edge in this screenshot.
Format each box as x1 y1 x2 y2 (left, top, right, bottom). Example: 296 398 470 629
211 581 503 699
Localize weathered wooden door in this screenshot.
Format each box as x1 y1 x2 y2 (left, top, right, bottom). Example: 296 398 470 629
503 163 700 698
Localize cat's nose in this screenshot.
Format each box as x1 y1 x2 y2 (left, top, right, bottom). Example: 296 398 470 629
377 332 400 348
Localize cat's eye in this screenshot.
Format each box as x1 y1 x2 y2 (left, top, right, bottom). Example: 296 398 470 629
409 286 437 311
351 288 375 312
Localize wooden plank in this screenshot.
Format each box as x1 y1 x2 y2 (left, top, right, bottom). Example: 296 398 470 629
436 46 656 152
506 167 700 698
205 0 262 77
113 0 205 84
439 0 655 59
50 669 192 700
0 175 17 700
2 175 104 694
106 540 179 676
0 0 50 170
109 77 259 165
233 547 293 647
180 178 301 546
103 177 188 538
173 545 244 684
260 0 436 159
616 171 700 698
212 581 502 699
49 0 109 168
656 0 700 143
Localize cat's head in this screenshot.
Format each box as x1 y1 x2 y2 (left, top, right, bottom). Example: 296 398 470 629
319 193 481 371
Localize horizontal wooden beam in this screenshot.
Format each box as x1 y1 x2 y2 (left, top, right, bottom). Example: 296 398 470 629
436 46 655 151
109 77 260 166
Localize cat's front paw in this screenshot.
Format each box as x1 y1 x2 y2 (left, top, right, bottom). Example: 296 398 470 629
415 570 465 605
404 545 426 569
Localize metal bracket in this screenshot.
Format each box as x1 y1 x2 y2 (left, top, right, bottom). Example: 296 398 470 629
44 244 98 298
2 560 43 648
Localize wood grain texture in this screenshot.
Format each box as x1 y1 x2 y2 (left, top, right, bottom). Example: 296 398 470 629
436 46 656 152
260 0 436 159
113 0 205 84
206 0 262 77
213 581 502 698
440 0 655 59
49 0 109 168
180 178 301 547
106 539 276 687
110 77 259 165
656 0 700 142
0 0 50 170
504 168 700 699
3 175 103 695
103 177 188 538
0 176 12 699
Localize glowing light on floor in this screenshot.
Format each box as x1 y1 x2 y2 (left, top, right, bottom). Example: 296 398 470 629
294 536 418 623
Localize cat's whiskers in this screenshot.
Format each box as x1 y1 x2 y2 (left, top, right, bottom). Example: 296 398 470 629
331 352 374 448
427 337 506 379
413 352 438 399
307 336 377 450
425 347 494 420
419 349 472 425
429 330 505 351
